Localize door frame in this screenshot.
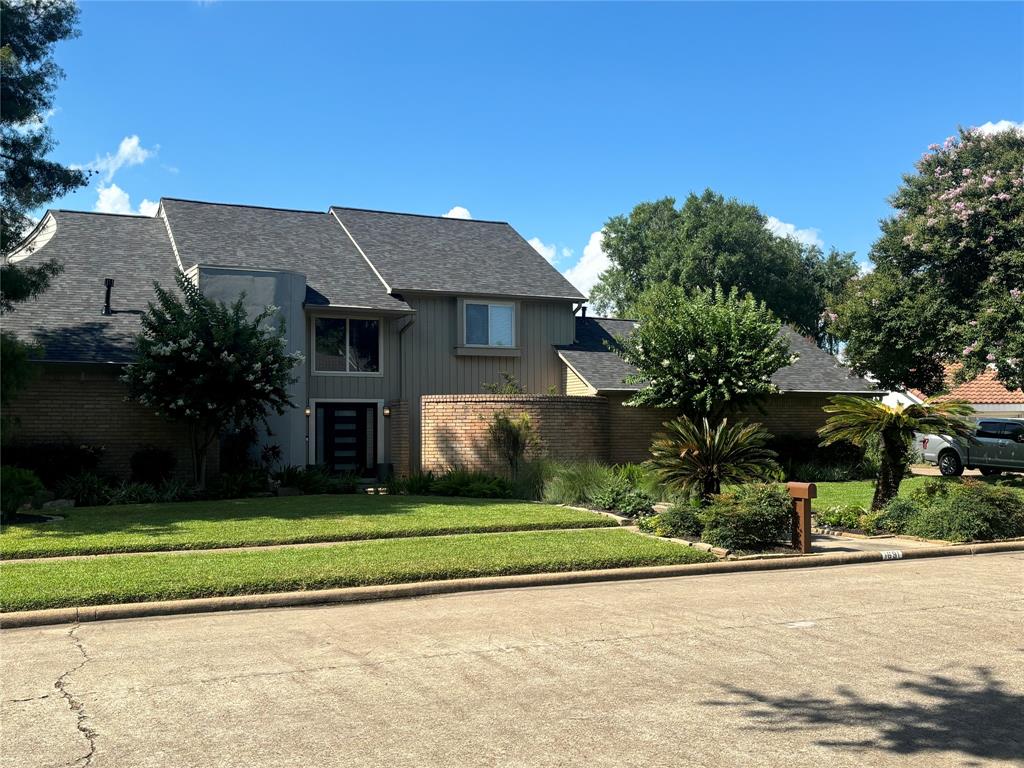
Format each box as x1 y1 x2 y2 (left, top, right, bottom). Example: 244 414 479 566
307 398 385 471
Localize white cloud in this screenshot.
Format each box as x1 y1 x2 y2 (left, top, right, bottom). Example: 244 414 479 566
973 119 1024 136
443 205 472 220
527 237 557 264
764 215 824 248
94 183 158 216
563 230 610 298
84 135 156 183
12 107 58 135
561 247 574 261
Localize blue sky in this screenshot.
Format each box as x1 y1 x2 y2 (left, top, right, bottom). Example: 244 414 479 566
45 1 1023 296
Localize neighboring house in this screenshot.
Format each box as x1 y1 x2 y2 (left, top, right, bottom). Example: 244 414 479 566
904 366 1024 419
557 317 878 463
3 197 878 479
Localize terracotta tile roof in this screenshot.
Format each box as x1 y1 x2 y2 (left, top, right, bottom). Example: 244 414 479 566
934 366 1024 404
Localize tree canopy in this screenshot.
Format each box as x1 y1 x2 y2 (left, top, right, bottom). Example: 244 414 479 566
830 128 1024 394
618 284 794 416
123 272 303 487
589 190 857 351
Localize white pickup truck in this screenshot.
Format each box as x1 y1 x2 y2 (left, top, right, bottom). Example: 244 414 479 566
919 418 1024 476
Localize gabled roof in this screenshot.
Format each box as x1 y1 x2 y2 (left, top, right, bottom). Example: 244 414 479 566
933 366 1024 405
161 199 408 312
1 211 180 363
330 206 585 301
557 316 879 395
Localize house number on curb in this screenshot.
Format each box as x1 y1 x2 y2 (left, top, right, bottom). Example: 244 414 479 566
880 550 904 560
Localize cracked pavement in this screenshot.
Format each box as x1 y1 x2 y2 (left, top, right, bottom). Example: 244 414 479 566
2 554 1022 767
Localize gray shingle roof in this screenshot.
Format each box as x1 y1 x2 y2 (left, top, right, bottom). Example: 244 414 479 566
557 317 878 394
161 199 408 312
2 211 180 363
331 207 585 301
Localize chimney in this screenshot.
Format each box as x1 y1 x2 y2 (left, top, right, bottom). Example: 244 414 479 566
581 305 587 318
102 278 114 316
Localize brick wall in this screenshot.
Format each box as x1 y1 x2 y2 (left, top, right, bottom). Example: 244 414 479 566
420 394 609 474
2 363 211 482
605 393 679 464
388 400 410 478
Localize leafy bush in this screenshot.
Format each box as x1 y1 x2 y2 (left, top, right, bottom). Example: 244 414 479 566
700 483 792 551
207 470 269 500
130 446 177 485
658 499 704 538
875 497 920 535
542 461 615 506
815 505 865 530
1 466 44 522
3 441 105 488
107 482 159 506
404 471 436 495
904 480 1024 542
326 472 359 495
155 479 194 504
55 472 113 508
430 469 513 499
590 473 653 517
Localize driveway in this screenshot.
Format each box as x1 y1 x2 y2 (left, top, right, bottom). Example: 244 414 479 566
3 554 1022 768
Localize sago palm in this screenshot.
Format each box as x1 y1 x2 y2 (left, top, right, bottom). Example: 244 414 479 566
646 416 780 504
819 395 975 511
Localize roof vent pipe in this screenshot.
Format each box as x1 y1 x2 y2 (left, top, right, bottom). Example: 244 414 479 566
580 305 587 318
102 278 114 316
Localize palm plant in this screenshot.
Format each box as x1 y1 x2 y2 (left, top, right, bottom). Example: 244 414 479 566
646 416 780 504
819 396 975 510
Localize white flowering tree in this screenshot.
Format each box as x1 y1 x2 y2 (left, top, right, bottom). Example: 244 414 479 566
123 271 302 487
831 126 1024 394
617 284 795 417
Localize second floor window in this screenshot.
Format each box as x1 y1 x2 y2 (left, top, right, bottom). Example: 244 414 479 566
314 317 380 373
465 301 514 347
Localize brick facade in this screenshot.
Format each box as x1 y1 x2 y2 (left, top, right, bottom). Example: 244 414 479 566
420 394 609 474
2 363 212 482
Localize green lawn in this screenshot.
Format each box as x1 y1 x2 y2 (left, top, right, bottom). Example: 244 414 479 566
0 528 716 612
0 495 616 560
813 474 1024 510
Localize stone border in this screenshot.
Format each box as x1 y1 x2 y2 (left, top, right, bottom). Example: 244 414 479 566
3 541 1020 629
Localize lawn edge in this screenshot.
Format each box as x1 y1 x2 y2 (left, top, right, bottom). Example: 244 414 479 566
3 540 1020 629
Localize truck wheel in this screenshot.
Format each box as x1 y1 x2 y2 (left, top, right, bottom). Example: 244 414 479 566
938 450 964 477
980 467 1002 476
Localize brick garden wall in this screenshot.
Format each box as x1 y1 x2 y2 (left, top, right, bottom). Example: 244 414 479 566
420 394 609 474
2 363 209 483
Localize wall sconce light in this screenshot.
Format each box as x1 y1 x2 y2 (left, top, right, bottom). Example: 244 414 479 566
304 406 312 417
382 406 392 418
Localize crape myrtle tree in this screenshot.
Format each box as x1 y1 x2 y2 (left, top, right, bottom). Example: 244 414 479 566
830 127 1024 394
589 190 858 352
618 284 796 416
123 271 303 488
1 0 89 409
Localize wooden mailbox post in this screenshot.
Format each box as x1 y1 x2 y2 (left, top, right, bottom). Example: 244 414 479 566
787 481 816 554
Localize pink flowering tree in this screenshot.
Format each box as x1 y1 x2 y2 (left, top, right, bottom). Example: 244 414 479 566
123 271 303 487
830 126 1024 394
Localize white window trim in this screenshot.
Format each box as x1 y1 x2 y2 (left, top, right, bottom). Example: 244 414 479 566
307 399 385 468
462 300 517 348
310 315 384 377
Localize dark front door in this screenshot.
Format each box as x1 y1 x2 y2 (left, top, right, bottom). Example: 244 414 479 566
316 403 377 476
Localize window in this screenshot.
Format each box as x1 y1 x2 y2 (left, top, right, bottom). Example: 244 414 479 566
464 302 515 347
314 317 380 374
976 421 1004 439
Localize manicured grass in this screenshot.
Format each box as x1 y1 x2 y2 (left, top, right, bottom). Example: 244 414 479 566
0 528 716 612
0 495 616 560
813 474 1024 510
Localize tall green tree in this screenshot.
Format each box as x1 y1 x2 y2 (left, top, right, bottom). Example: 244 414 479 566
830 128 1024 394
1 0 89 412
123 272 303 487
618 284 795 416
589 189 857 350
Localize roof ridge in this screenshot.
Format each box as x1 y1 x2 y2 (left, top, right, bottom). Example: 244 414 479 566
160 197 326 215
581 315 638 322
53 209 158 219
330 205 509 225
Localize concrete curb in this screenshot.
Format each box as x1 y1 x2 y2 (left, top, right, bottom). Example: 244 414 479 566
3 541 1021 629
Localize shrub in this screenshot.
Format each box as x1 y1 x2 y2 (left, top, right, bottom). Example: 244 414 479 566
107 482 159 506
1 466 44 522
700 483 792 551
404 471 436 495
875 497 920 535
130 446 177 485
590 473 654 517
511 459 549 501
543 461 614 506
430 469 513 499
155 479 194 504
814 505 865 530
3 441 105 488
658 499 704 538
55 472 113 508
207 470 269 500
326 472 359 495
904 480 1024 542
487 411 538 478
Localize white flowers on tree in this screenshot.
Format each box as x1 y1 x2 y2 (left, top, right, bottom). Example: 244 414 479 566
122 271 302 487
